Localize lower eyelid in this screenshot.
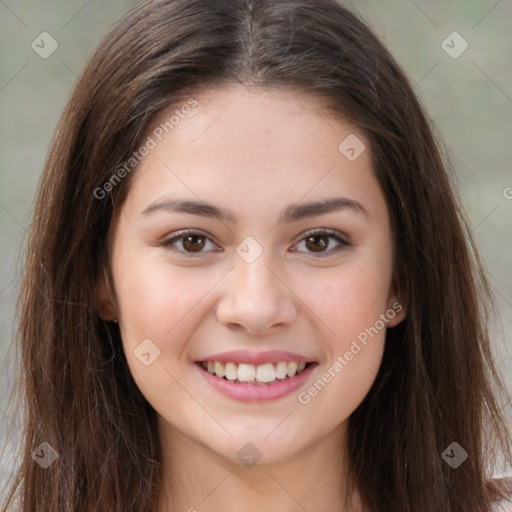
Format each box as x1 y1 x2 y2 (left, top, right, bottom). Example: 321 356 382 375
291 234 349 255
162 233 218 253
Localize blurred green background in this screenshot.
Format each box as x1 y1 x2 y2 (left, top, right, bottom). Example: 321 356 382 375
1 0 511 487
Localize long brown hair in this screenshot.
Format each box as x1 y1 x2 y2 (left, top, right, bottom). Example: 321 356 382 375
3 0 511 510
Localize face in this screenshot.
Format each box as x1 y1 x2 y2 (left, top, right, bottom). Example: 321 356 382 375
99 84 405 466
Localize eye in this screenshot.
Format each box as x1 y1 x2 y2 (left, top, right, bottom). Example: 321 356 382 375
161 228 350 257
161 230 219 255
291 228 350 257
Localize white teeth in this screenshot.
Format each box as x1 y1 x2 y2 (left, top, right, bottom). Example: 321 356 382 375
256 363 276 383
225 362 238 381
287 362 298 377
275 361 288 379
237 363 256 382
202 360 309 383
214 361 225 378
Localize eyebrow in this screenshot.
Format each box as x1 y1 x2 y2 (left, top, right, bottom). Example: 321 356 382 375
141 196 368 223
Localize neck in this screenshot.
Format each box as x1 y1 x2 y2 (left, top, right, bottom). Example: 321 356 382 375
157 420 363 512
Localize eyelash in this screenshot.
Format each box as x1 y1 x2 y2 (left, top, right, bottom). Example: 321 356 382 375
161 228 350 257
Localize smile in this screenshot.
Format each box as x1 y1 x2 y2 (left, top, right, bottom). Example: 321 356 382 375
198 360 309 385
194 352 318 402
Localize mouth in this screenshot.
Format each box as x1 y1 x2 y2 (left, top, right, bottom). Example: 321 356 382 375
194 354 318 402
196 360 314 385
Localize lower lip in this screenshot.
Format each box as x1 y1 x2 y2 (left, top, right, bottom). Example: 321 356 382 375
194 363 317 403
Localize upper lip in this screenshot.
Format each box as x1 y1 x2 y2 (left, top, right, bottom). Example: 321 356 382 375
196 350 315 366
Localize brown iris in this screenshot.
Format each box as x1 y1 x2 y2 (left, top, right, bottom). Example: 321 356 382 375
182 235 206 252
305 234 329 252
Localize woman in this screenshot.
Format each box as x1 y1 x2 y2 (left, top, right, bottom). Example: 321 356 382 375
3 0 511 510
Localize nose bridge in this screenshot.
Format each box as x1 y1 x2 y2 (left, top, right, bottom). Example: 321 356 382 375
216 244 296 333
232 248 281 305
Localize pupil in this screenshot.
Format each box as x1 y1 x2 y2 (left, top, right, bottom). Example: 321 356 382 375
183 235 204 252
306 235 327 252
181 235 330 253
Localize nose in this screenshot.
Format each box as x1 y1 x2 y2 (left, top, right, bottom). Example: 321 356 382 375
215 252 298 335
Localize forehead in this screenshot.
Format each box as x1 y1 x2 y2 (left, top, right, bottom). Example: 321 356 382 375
122 84 386 224
148 84 348 154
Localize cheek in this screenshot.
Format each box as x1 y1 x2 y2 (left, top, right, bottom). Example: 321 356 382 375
292 249 391 412
111 249 222 400
299 251 392 350
113 250 209 341
112 253 211 409
295 304 387 429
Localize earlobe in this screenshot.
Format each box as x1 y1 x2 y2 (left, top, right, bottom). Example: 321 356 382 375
97 268 118 322
386 289 408 328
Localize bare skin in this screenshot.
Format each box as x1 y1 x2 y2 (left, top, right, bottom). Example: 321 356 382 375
98 84 406 512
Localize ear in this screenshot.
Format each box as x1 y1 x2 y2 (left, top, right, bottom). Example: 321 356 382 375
97 269 117 322
386 284 407 328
